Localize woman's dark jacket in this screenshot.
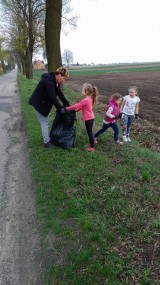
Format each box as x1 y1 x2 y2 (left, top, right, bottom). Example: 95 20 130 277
28 72 69 117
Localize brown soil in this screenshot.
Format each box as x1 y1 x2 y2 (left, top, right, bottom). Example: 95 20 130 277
66 71 160 152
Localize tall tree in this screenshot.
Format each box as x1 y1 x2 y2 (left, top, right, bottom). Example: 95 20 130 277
0 36 9 73
0 0 78 76
45 0 62 72
45 0 78 72
0 0 45 78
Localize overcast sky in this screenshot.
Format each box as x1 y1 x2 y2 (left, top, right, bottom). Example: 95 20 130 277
60 0 160 64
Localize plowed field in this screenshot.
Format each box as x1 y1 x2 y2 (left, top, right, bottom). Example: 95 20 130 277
66 71 160 152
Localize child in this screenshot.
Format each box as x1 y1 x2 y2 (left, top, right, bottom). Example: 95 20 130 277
119 86 140 142
94 93 123 145
66 82 98 152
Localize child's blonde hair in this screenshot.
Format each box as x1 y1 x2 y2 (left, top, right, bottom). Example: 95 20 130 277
128 86 138 94
82 82 98 105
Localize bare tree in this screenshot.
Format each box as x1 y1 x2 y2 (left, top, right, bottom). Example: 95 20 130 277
62 49 73 67
0 36 10 73
0 0 45 78
62 0 78 34
0 0 78 76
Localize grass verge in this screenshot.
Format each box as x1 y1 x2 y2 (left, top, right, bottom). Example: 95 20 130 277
18 73 160 285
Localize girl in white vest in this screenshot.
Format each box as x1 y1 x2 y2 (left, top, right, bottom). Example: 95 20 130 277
119 86 140 142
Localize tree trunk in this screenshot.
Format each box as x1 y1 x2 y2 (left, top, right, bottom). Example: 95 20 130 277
1 60 6 73
26 0 33 79
45 0 62 72
25 50 33 79
21 56 26 76
15 54 22 72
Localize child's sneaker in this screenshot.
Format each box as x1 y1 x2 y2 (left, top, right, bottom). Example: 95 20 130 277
116 140 124 145
94 138 98 144
127 137 131 142
87 147 95 152
123 135 128 142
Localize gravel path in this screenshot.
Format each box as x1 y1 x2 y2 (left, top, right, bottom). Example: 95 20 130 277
0 70 48 285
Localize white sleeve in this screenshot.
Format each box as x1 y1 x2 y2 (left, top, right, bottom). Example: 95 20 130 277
106 107 115 118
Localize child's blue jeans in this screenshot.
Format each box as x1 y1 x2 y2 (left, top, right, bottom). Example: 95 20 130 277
94 122 119 141
122 114 134 136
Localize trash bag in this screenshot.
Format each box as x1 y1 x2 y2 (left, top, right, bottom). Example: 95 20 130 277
50 110 76 149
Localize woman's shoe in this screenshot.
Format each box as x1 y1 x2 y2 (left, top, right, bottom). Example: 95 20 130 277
42 141 55 148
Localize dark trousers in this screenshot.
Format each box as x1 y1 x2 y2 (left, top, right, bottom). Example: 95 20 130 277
94 122 119 141
85 119 94 148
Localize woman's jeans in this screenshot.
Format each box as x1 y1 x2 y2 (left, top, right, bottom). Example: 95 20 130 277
94 122 119 141
33 108 50 144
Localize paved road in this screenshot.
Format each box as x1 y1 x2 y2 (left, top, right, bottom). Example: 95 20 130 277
0 70 48 285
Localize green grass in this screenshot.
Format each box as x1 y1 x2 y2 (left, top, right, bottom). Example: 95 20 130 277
18 69 160 285
31 61 160 78
68 62 160 76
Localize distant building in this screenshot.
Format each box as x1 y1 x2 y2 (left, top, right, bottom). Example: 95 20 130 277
33 59 45 70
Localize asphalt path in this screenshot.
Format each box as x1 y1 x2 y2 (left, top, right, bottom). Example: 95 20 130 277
0 70 49 285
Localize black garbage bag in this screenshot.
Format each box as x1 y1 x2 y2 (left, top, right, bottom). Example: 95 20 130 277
50 110 76 149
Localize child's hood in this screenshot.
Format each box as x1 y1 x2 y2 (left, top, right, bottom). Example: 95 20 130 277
108 98 118 108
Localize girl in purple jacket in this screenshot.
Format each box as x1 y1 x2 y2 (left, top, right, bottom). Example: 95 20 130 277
94 93 123 145
66 83 98 152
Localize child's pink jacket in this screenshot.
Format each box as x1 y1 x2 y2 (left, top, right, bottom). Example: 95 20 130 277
104 98 119 123
66 96 94 121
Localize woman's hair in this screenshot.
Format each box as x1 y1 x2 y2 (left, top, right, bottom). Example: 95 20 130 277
111 92 123 100
128 86 138 94
82 82 98 105
55 66 69 78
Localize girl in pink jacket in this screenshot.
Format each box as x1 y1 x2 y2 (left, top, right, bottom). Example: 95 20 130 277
66 82 98 152
94 93 123 145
